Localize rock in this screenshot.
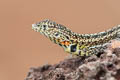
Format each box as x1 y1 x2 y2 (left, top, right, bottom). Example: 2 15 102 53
25 40 120 80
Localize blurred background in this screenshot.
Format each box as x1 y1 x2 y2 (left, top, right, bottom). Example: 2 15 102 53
0 0 120 80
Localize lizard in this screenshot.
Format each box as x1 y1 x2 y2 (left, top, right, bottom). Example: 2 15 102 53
32 19 120 56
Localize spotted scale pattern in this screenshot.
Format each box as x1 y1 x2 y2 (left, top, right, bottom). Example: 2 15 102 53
32 19 120 56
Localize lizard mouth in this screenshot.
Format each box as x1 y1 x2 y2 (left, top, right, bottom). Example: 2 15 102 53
32 24 39 32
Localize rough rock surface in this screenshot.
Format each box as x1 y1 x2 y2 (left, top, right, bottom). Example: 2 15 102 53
25 40 120 80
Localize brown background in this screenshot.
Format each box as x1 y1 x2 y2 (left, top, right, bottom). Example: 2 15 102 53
0 0 120 80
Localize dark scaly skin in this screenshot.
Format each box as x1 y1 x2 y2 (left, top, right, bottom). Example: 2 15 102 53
32 19 120 56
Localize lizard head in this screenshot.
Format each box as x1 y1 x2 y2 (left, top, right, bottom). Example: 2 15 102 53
32 19 79 55
32 19 71 42
32 19 54 34
32 19 61 37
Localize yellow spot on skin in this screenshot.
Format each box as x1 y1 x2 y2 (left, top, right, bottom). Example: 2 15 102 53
72 52 78 55
65 48 70 53
80 45 86 49
56 39 60 44
80 51 85 56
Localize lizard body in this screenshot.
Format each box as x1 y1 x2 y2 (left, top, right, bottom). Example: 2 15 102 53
32 19 120 56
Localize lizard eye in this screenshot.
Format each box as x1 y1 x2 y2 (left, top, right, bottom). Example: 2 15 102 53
54 32 60 38
70 44 77 52
55 33 59 36
55 32 59 36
